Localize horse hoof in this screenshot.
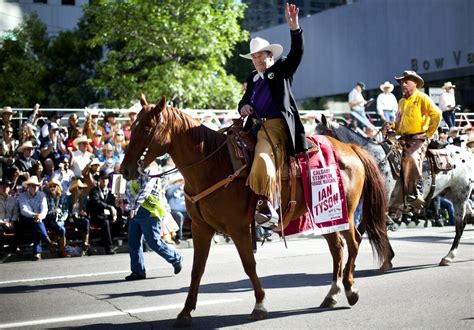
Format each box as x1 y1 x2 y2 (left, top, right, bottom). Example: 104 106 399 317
173 315 192 328
380 261 393 273
319 297 337 308
346 289 359 306
439 258 451 267
248 307 268 321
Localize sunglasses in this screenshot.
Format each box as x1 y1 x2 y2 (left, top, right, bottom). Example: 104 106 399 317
6 131 13 133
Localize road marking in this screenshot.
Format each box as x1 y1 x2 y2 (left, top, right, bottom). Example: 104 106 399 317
0 270 130 285
0 299 241 328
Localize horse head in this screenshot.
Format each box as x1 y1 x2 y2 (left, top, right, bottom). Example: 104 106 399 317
121 94 171 180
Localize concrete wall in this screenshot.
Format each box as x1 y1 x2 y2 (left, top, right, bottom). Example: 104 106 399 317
252 0 474 100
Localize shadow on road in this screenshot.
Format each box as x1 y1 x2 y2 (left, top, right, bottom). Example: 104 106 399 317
57 306 350 329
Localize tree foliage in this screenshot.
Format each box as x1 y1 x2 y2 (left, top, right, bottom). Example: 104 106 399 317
83 0 248 109
0 14 48 107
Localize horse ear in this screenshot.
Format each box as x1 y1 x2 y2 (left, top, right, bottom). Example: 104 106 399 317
321 114 328 127
157 96 166 111
140 93 148 106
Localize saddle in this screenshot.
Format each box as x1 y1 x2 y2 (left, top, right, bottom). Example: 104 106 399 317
426 148 453 173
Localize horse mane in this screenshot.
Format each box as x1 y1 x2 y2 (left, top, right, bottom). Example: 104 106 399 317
330 122 376 147
163 106 229 163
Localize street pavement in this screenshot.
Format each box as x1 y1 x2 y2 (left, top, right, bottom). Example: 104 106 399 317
0 225 472 329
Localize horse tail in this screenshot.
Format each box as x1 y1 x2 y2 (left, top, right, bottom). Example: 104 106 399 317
351 144 390 266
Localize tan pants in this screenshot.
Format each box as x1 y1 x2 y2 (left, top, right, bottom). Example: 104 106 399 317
246 119 287 204
401 135 427 196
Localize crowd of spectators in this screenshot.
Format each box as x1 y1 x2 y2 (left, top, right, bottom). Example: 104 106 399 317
0 104 191 260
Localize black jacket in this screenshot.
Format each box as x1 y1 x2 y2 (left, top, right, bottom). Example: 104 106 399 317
88 186 116 221
238 28 307 155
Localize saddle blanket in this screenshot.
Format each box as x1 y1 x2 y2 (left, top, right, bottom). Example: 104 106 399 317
284 135 349 236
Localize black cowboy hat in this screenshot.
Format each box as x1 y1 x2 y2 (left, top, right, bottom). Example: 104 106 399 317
47 111 64 119
0 177 13 186
104 112 119 121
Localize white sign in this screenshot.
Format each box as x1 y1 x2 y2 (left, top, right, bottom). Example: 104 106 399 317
310 166 343 222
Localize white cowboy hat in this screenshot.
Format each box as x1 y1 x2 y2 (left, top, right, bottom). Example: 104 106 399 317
462 124 472 133
239 37 283 60
90 158 102 166
466 136 474 146
442 81 456 90
22 176 41 188
73 135 91 148
84 107 100 117
395 70 424 88
379 81 394 92
17 141 35 153
1 106 16 115
69 179 88 192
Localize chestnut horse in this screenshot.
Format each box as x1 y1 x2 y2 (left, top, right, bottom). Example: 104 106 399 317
121 95 390 326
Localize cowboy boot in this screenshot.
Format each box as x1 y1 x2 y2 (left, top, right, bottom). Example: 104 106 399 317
82 234 90 256
58 237 70 258
47 236 58 255
406 179 425 208
254 197 279 229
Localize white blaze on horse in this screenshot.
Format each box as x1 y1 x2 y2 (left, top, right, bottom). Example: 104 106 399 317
315 115 474 267
121 95 390 327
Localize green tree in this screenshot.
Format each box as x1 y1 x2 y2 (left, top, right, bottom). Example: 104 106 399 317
0 14 49 107
83 0 248 109
45 19 102 108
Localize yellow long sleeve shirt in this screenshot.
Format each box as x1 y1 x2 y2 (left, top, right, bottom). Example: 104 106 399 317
394 90 441 138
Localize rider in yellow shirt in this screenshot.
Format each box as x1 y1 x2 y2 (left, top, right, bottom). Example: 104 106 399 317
393 70 441 208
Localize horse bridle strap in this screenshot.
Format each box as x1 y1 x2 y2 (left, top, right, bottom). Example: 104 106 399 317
184 164 247 204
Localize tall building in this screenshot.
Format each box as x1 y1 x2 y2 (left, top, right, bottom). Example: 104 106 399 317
0 0 87 37
242 0 351 32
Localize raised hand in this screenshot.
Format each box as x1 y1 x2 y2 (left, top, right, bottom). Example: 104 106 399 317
285 3 300 31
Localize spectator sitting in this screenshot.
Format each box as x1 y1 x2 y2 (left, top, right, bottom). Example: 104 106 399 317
14 141 39 186
83 107 101 140
123 108 139 142
0 178 19 253
39 122 67 168
88 169 118 255
110 129 127 161
53 156 75 196
165 173 188 241
447 127 458 144
67 179 92 255
65 127 83 152
40 111 63 144
70 135 94 178
466 136 474 154
0 124 18 178
44 179 70 258
82 157 102 195
101 112 121 144
91 130 104 157
67 113 80 138
18 123 40 148
1 106 19 140
18 176 56 261
29 162 46 191
99 143 120 173
43 158 55 182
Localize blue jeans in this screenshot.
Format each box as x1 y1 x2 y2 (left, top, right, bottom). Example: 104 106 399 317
25 217 50 254
128 207 182 275
442 110 456 128
383 110 395 123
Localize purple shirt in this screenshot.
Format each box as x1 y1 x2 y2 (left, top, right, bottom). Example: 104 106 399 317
250 77 281 119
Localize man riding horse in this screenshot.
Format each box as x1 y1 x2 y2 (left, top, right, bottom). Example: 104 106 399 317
238 3 306 229
391 70 441 208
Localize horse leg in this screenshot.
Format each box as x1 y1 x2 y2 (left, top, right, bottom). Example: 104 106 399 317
341 225 361 306
440 202 467 266
175 222 215 327
320 232 344 308
231 227 267 320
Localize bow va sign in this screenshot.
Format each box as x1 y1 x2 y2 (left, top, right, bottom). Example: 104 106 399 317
411 50 474 72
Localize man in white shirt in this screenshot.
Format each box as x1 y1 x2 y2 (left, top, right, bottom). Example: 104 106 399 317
70 135 93 178
438 81 456 128
348 82 368 129
376 81 398 123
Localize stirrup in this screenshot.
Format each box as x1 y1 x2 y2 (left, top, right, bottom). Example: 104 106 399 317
406 195 425 208
254 200 279 229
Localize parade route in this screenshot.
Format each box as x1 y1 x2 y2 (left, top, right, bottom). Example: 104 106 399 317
0 226 472 329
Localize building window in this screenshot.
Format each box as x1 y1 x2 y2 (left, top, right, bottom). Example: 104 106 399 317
33 0 47 4
62 0 75 5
